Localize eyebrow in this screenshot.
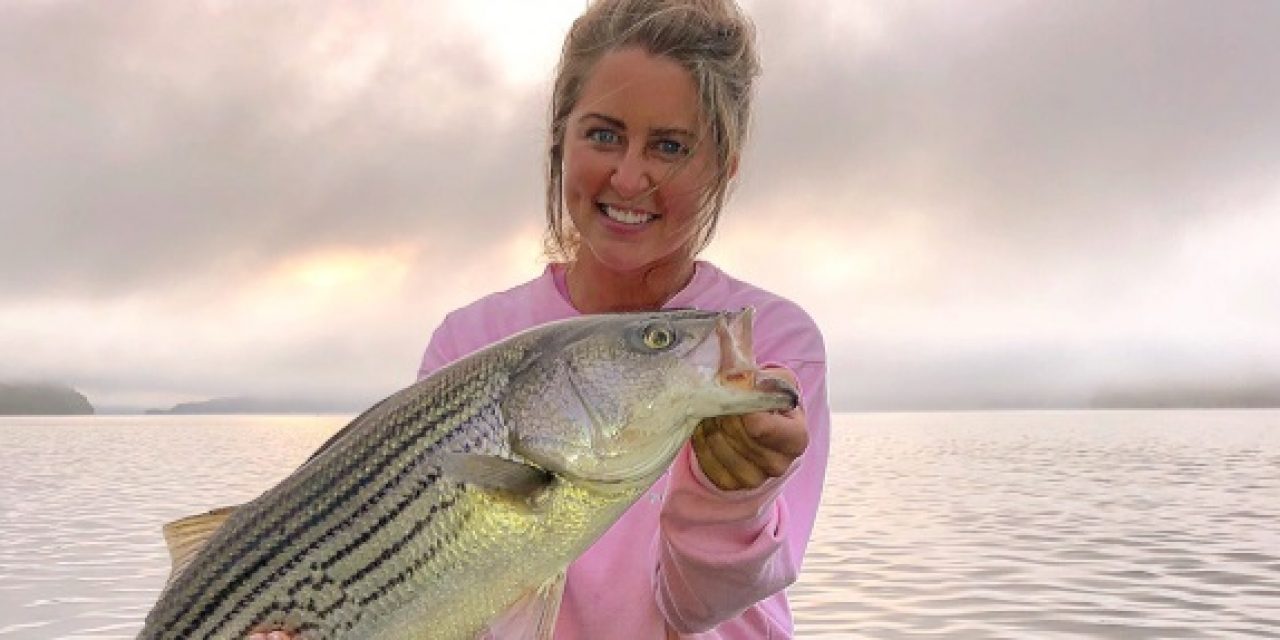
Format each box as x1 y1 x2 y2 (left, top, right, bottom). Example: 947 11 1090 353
579 112 695 138
580 112 625 129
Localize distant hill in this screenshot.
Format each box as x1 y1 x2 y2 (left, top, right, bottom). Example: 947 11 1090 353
146 396 360 415
1090 380 1280 409
839 382 1280 413
0 382 95 415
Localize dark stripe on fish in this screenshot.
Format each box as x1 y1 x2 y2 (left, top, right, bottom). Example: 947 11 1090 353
148 349 529 638
353 493 470 607
176 379 505 637
167 397 482 636
196 429 460 636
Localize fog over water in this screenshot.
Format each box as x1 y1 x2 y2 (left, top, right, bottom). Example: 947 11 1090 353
1 1 1278 411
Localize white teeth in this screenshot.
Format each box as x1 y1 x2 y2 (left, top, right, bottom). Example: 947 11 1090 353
602 205 656 225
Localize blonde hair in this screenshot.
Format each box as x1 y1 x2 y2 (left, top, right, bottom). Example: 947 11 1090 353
544 0 761 261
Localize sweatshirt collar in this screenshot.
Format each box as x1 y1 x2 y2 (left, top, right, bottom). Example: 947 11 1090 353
543 260 716 313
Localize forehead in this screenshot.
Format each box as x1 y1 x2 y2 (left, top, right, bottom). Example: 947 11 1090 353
572 47 702 131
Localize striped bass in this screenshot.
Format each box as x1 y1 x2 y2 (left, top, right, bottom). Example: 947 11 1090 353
138 308 796 639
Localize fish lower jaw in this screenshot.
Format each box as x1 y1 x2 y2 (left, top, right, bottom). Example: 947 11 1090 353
700 385 794 417
568 423 698 487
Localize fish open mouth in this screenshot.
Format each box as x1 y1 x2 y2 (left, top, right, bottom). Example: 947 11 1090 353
713 308 799 410
716 308 756 390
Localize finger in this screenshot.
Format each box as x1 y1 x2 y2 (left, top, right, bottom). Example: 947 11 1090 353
693 423 740 490
696 416 724 437
720 414 800 477
707 430 767 489
742 412 809 458
708 416 779 474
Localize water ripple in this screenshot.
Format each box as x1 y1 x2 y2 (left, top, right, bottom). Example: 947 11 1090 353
2 411 1278 638
790 410 1280 639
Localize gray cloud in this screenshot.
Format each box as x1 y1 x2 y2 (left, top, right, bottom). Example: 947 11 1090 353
730 1 1280 409
0 1 546 298
2 0 1278 410
743 1 1280 244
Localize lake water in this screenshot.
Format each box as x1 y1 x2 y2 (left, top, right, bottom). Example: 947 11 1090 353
1 411 1277 639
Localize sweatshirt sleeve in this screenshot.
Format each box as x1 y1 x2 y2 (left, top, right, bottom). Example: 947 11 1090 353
417 312 462 381
654 310 831 638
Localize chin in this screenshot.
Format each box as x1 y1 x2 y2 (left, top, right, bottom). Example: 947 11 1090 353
590 250 659 273
575 224 694 273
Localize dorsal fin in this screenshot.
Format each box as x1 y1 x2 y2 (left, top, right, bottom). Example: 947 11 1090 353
161 505 237 583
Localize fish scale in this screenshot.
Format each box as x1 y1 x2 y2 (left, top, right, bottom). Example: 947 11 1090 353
145 345 524 639
138 310 795 639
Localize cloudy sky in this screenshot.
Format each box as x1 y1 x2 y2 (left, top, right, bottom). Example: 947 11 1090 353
2 0 1278 412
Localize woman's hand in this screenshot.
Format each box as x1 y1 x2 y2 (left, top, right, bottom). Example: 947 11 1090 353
247 632 293 640
692 366 808 491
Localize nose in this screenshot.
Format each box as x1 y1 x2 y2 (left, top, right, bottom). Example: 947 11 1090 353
610 147 652 200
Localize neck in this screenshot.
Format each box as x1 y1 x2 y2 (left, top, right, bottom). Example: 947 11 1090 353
565 254 696 313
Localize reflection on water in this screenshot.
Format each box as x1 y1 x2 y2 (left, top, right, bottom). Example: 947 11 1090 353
1 411 1278 638
791 411 1280 639
0 415 340 639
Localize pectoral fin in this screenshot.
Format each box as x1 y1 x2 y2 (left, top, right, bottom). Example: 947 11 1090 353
436 452 553 498
161 505 237 584
486 570 567 640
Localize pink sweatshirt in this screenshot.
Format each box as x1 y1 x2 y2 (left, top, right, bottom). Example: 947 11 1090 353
417 261 830 639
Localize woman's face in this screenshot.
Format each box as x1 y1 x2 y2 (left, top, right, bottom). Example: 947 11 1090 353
562 47 720 274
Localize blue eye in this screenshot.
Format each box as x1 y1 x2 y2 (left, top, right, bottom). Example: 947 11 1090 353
654 139 688 157
587 129 620 145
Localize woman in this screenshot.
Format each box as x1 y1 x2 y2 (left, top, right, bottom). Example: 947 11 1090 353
254 0 829 637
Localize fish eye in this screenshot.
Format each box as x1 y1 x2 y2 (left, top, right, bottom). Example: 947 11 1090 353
641 323 676 351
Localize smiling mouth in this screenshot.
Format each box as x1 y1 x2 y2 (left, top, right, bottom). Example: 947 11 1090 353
598 203 658 226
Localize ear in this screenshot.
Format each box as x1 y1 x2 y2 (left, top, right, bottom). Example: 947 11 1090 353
726 153 740 181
